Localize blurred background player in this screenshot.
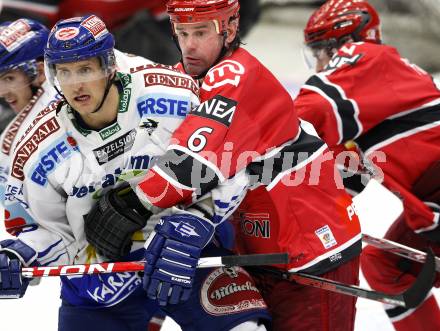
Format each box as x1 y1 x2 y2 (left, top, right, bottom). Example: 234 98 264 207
293 1 440 330
0 19 57 215
0 0 261 66
131 1 362 330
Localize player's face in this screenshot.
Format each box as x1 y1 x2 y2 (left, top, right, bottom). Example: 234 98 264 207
315 50 332 72
56 58 109 115
175 21 224 76
0 69 34 113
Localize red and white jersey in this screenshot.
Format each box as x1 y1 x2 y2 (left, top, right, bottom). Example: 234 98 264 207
294 41 440 235
137 47 362 273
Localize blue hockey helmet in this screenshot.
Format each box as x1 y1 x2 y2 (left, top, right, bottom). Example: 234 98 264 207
44 15 116 86
0 19 49 79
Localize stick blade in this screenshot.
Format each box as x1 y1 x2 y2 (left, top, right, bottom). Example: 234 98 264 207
402 248 436 309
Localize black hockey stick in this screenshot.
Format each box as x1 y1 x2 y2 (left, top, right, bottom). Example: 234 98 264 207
251 249 436 308
362 233 440 272
22 252 289 278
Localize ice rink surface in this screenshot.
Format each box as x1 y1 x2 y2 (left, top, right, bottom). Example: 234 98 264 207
0 10 439 331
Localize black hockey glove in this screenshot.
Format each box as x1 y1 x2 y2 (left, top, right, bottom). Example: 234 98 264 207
84 184 152 260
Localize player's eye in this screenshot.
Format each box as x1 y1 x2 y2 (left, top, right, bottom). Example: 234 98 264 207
78 66 92 75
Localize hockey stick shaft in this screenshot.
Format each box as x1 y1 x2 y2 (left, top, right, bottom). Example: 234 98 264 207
362 233 440 272
254 248 436 308
21 252 289 278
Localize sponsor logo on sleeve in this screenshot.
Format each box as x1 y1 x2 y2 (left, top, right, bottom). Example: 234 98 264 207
30 135 79 186
0 19 33 51
144 72 198 95
137 93 190 118
93 129 137 165
315 224 338 249
202 60 245 92
11 117 60 181
190 95 237 127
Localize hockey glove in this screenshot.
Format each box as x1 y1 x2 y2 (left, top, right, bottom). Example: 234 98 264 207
84 184 152 260
143 213 214 306
0 239 37 299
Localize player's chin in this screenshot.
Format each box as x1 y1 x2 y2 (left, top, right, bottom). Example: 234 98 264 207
184 63 205 77
73 101 96 115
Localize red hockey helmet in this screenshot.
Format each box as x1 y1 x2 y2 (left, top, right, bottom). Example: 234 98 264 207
166 0 240 34
304 0 381 47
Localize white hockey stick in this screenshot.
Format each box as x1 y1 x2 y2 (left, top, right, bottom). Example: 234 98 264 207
362 233 440 272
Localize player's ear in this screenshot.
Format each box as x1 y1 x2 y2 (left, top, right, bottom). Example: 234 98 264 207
225 19 238 45
33 61 46 86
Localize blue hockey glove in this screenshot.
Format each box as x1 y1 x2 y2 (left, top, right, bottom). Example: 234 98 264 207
143 213 214 306
0 239 37 299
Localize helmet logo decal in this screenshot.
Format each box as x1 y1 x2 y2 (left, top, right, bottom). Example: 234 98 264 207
81 15 108 39
55 27 79 41
175 8 194 12
0 20 32 51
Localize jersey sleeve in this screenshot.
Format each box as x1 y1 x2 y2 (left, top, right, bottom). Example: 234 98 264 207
383 174 440 237
137 52 300 211
294 85 343 147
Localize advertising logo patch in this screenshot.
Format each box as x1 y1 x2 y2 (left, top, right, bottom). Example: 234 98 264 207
99 123 121 140
201 266 267 316
80 15 108 39
93 129 137 165
240 212 270 239
0 19 32 51
190 95 237 127
55 27 79 41
202 60 245 92
144 72 198 95
1 88 44 155
137 93 189 118
12 117 60 181
30 135 79 186
139 119 159 136
315 224 338 249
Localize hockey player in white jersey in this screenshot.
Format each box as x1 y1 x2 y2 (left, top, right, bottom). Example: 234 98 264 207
0 18 156 231
0 19 58 214
0 15 200 330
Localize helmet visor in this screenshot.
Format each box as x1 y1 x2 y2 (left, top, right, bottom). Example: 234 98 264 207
45 54 115 90
301 44 331 72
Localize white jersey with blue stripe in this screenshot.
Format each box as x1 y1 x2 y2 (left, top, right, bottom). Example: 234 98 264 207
4 55 200 307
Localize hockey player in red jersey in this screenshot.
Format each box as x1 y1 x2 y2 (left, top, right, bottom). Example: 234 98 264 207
133 1 362 330
295 1 440 330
